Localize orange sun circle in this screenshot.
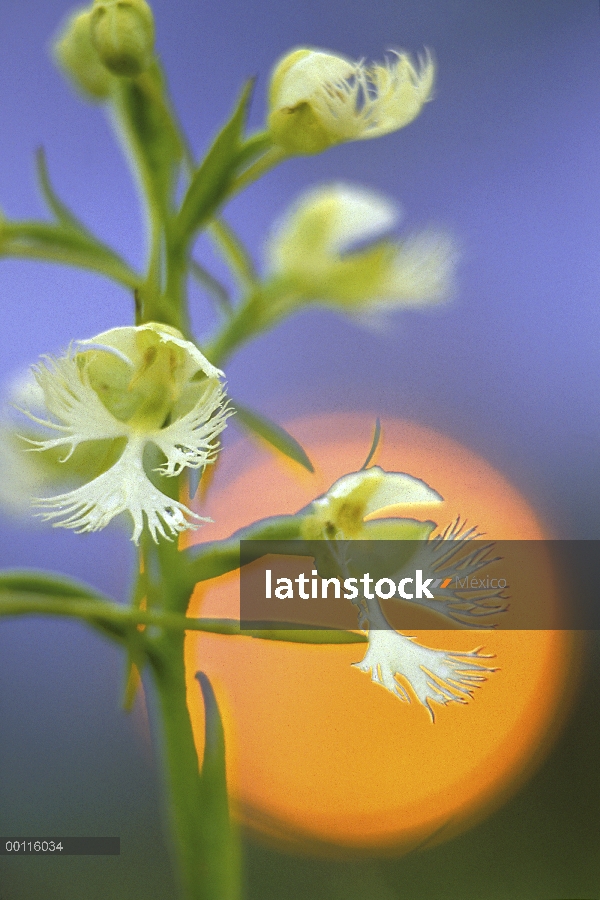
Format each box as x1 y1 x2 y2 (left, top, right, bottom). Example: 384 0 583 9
184 414 576 854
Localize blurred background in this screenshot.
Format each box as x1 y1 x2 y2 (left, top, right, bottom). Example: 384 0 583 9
0 0 599 897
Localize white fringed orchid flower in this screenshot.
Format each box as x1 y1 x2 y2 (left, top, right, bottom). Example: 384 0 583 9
302 466 496 719
19 323 231 544
267 183 456 319
268 47 434 155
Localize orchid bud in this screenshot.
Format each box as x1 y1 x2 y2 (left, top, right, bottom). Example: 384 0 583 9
90 0 155 77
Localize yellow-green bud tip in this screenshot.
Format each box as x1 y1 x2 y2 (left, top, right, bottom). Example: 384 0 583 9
90 0 155 78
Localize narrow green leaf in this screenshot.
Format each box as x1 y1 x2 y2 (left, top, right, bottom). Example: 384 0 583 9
361 417 381 469
36 147 85 231
0 571 129 643
111 62 184 214
173 80 254 248
208 217 257 289
195 672 242 900
195 619 367 644
0 220 140 288
0 570 106 600
230 399 314 472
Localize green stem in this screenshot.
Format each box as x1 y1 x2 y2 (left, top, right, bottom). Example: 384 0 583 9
202 292 263 366
150 635 210 900
0 596 365 644
227 145 288 198
207 219 257 291
202 279 303 368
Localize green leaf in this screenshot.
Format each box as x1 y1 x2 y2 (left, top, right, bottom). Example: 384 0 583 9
0 570 129 643
360 418 381 469
173 79 254 248
0 570 104 600
190 258 232 315
194 619 367 644
0 220 140 288
195 672 241 900
111 62 184 215
36 148 86 231
230 399 314 472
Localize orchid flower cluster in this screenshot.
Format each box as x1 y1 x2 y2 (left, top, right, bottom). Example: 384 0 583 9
0 2 494 897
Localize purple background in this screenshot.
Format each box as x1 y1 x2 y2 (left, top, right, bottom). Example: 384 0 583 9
0 1 599 898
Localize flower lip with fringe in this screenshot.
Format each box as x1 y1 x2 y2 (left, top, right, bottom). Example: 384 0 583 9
268 47 435 155
301 465 496 718
18 322 232 544
266 183 457 322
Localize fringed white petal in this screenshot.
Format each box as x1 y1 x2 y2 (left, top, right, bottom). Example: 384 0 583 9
33 438 209 544
361 51 435 138
306 50 434 142
353 627 496 720
18 353 127 460
150 381 233 476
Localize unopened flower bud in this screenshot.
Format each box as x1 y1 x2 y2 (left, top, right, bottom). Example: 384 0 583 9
53 8 113 101
90 0 155 77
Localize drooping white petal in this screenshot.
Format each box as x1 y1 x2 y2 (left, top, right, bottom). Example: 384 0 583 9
353 627 495 720
268 183 399 273
19 353 128 459
33 437 209 544
150 380 233 476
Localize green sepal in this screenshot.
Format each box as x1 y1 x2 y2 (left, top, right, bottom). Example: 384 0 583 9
111 61 184 215
229 398 314 472
195 672 242 900
172 79 255 249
